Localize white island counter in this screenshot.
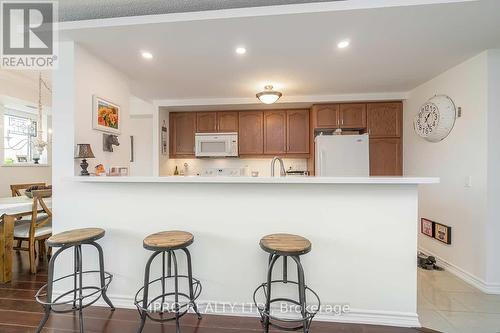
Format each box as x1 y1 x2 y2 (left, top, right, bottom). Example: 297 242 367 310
53 176 437 328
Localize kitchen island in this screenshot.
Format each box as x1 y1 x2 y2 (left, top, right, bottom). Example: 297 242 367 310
51 176 437 328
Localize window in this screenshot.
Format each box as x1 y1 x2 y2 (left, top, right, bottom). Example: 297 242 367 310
3 113 37 164
0 108 47 165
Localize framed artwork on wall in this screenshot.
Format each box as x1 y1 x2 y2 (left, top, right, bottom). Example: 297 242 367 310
93 95 121 134
420 218 435 238
434 223 452 244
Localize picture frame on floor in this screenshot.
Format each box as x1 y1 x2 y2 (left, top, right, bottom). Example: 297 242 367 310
420 218 435 238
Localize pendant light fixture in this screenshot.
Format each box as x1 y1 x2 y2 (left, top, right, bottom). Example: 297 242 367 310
256 85 282 104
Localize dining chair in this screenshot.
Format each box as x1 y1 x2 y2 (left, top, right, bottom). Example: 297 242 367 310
10 183 47 251
10 183 46 197
13 189 52 274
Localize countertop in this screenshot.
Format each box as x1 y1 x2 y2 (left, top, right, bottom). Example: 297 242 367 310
72 176 439 184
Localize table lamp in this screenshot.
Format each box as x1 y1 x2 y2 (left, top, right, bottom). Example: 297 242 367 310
75 144 95 176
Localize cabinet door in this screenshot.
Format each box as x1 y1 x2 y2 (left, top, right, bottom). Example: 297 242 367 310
264 110 287 154
311 104 339 128
217 111 238 132
239 111 263 154
286 109 309 154
339 103 366 129
170 112 196 157
196 112 217 133
367 103 402 137
369 138 402 176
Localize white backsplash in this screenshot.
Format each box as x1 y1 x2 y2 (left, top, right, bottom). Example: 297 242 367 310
163 158 308 177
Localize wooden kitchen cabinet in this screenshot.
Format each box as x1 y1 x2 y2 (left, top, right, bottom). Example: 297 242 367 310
264 110 287 154
311 104 339 128
367 102 402 138
287 109 309 154
369 138 402 176
239 111 264 155
169 112 196 157
217 111 238 132
339 103 366 129
196 112 217 133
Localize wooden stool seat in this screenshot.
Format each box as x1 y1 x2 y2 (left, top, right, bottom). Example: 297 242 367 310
47 228 105 247
260 233 311 256
143 230 194 251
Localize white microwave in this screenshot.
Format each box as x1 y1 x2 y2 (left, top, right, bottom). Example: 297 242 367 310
195 133 238 157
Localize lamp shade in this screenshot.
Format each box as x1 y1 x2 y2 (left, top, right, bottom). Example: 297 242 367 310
256 85 282 104
75 144 95 159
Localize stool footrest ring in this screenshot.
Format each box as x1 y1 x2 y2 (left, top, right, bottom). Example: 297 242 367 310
134 275 202 323
35 270 113 314
253 280 321 332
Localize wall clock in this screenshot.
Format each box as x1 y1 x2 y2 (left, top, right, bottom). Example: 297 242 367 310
414 95 457 142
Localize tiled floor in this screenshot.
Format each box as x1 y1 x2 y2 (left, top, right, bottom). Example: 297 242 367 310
418 268 500 333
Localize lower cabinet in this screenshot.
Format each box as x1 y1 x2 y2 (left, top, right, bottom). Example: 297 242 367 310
369 138 402 176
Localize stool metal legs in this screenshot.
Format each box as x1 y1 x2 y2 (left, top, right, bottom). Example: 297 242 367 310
255 254 320 333
91 241 115 310
35 243 114 333
136 248 202 333
36 244 68 333
182 248 202 319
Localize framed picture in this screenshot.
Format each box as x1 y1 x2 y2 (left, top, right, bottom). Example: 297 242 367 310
434 223 452 244
93 96 121 134
421 218 435 238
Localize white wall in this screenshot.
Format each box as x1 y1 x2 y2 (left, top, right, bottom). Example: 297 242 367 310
129 115 154 176
74 46 132 175
404 50 500 291
0 70 52 196
485 50 500 284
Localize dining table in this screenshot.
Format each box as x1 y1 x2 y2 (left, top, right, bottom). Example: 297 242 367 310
0 196 52 283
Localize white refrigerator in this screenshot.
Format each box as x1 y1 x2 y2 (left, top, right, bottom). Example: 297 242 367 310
315 134 370 176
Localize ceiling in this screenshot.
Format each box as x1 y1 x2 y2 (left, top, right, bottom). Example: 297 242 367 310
58 0 341 21
61 0 500 103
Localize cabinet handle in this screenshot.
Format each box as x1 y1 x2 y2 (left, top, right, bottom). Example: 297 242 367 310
342 119 344 125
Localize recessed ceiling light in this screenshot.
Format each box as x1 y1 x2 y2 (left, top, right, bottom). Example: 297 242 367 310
235 47 247 55
337 40 350 49
141 51 153 59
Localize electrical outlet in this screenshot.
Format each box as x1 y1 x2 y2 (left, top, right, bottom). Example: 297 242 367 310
465 176 472 188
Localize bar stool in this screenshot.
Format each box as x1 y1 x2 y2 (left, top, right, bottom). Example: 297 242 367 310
253 233 320 333
135 230 202 333
35 228 115 333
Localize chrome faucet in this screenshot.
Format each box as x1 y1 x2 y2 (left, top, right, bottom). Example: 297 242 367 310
270 156 286 177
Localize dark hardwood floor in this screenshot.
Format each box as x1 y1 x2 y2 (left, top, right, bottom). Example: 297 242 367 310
0 252 439 333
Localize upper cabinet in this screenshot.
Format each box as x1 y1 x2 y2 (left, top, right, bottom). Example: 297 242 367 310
264 111 287 154
367 102 402 138
311 103 366 129
217 111 239 132
339 103 367 129
239 111 264 155
312 104 339 128
169 112 196 157
287 109 309 154
196 111 239 133
196 112 217 133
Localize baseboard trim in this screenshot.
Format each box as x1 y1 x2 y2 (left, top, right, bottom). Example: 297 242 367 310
419 247 500 294
88 295 420 328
